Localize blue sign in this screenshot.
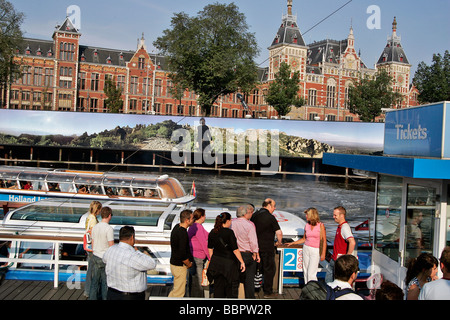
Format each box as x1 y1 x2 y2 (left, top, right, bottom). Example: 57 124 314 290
0 193 49 203
282 248 303 272
384 102 449 158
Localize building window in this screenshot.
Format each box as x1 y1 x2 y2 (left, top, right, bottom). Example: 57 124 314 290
326 85 335 108
78 72 86 90
59 42 75 61
130 76 138 94
142 78 151 96
22 67 32 85
44 68 53 87
165 103 172 115
22 91 31 101
60 67 72 77
155 79 162 97
59 80 72 88
91 73 99 91
308 89 317 106
117 75 125 90
129 99 137 111
138 57 145 69
89 98 98 112
10 90 19 100
33 67 43 86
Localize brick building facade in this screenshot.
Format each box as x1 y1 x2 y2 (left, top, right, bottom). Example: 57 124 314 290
2 0 419 121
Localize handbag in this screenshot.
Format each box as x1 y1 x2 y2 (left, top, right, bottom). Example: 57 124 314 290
83 231 93 252
201 261 210 286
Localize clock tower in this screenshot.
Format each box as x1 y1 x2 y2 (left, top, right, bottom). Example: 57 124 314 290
268 0 307 81
376 17 412 108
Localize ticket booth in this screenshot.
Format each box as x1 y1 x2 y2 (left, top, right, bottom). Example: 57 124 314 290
323 101 450 289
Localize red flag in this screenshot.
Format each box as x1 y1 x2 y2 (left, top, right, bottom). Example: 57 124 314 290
355 220 369 231
191 181 196 197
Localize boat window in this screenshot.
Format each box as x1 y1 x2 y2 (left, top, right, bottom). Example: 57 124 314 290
404 184 436 265
131 178 158 188
1 179 18 189
374 174 402 262
164 214 176 230
74 175 104 195
132 188 160 199
17 241 54 270
17 172 47 191
107 203 167 226
10 204 87 223
46 173 75 192
103 176 133 187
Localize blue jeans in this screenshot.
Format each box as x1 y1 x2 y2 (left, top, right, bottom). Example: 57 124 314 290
89 254 107 300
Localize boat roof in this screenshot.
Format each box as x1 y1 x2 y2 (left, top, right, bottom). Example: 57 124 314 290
0 166 193 203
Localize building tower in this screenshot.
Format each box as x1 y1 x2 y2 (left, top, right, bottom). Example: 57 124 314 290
376 17 412 108
52 16 81 111
268 0 308 81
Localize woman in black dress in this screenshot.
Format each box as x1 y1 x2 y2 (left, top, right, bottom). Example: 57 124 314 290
207 212 245 298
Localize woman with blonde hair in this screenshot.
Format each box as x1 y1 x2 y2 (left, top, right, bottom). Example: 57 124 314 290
84 200 102 298
288 207 327 283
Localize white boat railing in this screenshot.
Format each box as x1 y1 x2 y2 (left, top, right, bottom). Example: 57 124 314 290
0 234 171 288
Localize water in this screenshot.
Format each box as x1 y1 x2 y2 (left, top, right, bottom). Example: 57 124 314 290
154 171 375 240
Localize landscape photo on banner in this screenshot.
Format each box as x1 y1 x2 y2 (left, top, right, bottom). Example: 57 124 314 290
0 109 384 159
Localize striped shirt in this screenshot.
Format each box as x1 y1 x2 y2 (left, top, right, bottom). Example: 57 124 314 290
231 217 259 253
103 242 156 293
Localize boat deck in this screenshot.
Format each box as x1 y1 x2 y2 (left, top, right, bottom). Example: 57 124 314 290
0 280 301 300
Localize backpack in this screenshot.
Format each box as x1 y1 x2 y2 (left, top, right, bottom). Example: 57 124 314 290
299 280 355 300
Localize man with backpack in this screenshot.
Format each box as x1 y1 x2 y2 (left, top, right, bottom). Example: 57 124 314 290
300 255 362 300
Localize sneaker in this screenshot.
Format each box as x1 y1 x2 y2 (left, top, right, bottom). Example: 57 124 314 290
263 292 278 299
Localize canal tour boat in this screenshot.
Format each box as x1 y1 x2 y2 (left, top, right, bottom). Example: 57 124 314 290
0 166 195 211
0 198 307 284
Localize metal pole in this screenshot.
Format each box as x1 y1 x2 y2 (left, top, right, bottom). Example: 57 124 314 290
53 242 60 288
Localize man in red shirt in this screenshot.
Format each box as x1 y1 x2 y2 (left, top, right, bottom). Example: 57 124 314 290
324 206 356 283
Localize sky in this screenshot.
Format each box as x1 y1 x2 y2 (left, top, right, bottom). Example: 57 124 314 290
12 0 450 78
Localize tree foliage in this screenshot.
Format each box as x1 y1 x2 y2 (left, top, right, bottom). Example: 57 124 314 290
347 69 403 122
103 77 123 113
264 62 305 116
413 50 450 104
0 0 24 92
153 3 260 115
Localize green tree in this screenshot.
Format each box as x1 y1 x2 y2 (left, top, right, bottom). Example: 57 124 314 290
348 69 403 122
154 2 260 115
0 0 24 102
264 62 305 116
413 50 450 104
103 77 123 113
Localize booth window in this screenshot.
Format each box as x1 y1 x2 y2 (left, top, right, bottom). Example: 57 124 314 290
374 175 402 262
404 184 436 264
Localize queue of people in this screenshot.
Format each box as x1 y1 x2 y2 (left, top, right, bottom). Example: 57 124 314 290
83 200 450 300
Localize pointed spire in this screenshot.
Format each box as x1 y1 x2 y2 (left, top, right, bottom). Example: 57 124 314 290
138 32 147 50
347 25 355 47
392 16 397 35
287 0 293 16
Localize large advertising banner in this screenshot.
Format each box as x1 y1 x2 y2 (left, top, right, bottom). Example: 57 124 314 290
0 109 384 160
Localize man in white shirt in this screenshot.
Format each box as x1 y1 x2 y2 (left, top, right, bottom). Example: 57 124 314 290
419 246 450 300
89 206 114 300
327 254 363 300
103 226 156 300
